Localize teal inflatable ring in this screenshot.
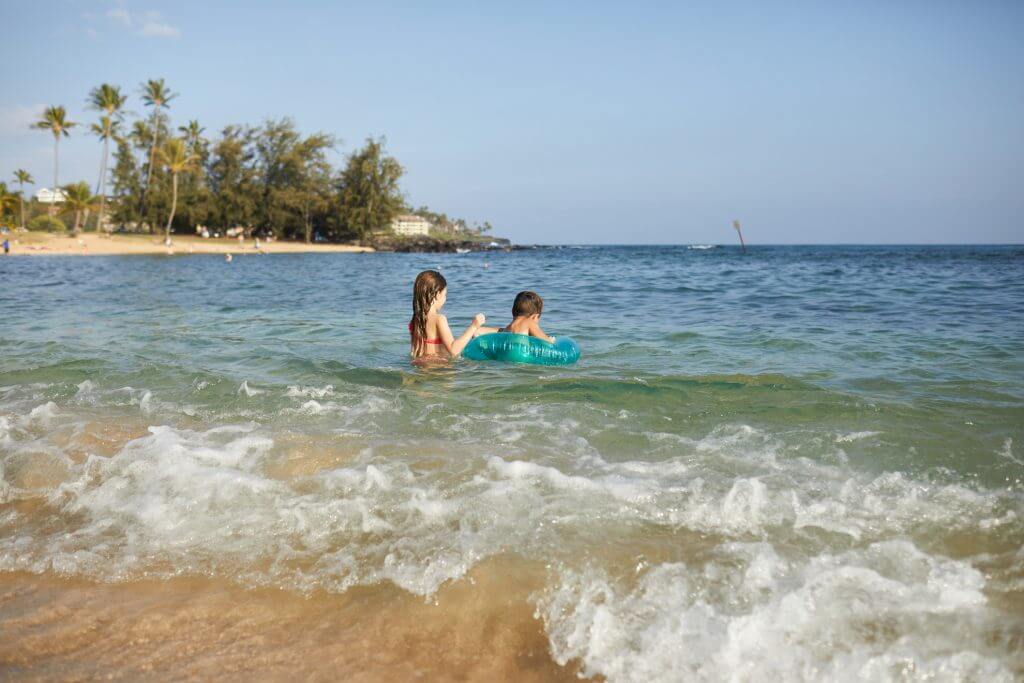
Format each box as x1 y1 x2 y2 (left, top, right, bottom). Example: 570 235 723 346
463 333 581 365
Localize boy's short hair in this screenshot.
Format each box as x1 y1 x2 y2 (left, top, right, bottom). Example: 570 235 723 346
512 291 543 317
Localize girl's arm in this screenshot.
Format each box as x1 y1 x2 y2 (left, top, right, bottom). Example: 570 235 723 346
437 314 485 356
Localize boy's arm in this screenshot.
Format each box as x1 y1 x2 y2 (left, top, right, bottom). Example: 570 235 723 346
529 320 555 343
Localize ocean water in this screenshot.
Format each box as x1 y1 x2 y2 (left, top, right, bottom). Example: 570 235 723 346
1 245 1022 681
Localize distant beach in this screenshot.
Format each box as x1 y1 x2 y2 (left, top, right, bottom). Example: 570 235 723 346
3 231 373 256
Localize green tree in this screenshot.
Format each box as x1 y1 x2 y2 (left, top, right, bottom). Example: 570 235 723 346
32 106 77 214
62 182 97 235
174 120 211 228
208 125 259 230
252 118 335 240
0 183 17 223
336 137 404 240
28 215 66 233
139 78 176 217
255 118 301 235
130 117 171 232
13 169 33 229
87 84 127 233
291 134 335 243
110 135 142 227
158 138 199 242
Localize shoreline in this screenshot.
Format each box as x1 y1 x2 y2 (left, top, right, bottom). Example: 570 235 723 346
3 232 373 256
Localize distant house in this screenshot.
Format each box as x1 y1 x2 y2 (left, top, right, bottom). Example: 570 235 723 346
391 214 432 236
34 188 68 204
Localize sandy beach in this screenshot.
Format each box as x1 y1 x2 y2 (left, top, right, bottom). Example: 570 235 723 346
0 561 575 682
3 232 373 256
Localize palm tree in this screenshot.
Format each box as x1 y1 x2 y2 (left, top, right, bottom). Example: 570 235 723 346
89 116 121 231
32 106 77 215
158 138 198 243
178 119 205 152
139 79 176 217
130 119 154 150
13 169 33 229
87 84 127 232
0 184 17 223
62 182 98 235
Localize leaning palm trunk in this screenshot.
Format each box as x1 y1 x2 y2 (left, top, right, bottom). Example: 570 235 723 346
19 195 25 230
73 209 82 234
141 115 160 230
165 172 178 243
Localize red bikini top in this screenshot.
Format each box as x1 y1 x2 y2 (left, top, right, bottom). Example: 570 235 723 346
409 322 443 345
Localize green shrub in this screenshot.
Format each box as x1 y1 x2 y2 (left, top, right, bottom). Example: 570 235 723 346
28 215 66 233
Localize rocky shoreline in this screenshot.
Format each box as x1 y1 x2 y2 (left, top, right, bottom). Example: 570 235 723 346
361 235 532 253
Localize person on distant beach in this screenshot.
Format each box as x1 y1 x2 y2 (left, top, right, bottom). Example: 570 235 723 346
478 291 555 342
3 239 9 255
409 270 486 361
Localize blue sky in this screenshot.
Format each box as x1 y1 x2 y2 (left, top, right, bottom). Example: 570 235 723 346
1 0 1021 244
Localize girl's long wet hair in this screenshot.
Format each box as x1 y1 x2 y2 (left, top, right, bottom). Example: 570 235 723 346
410 270 447 354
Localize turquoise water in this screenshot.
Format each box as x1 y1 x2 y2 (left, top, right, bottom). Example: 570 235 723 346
2 245 1023 680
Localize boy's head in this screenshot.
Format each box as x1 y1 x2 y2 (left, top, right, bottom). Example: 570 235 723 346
512 291 543 318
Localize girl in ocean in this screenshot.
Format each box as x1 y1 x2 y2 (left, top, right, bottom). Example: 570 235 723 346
409 270 486 361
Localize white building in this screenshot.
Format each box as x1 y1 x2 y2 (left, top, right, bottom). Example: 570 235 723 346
34 188 68 204
391 214 432 236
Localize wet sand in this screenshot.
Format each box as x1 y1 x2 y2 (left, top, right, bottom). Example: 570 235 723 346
3 232 372 256
0 557 582 682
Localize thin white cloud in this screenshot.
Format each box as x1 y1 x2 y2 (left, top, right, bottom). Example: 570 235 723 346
104 4 180 39
140 19 180 38
0 104 46 136
107 7 132 27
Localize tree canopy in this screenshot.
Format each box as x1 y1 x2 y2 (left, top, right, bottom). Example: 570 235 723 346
8 81 499 241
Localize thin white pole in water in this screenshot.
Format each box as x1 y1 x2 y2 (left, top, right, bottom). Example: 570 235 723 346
732 220 746 253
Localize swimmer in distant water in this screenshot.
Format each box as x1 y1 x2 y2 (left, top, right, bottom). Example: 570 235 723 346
477 290 555 342
409 270 486 362
225 253 233 262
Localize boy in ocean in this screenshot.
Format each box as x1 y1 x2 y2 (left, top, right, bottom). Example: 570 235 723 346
480 291 555 342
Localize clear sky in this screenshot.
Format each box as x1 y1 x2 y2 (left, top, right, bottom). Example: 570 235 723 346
1 1 1021 244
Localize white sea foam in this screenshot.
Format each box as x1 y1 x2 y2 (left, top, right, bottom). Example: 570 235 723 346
998 438 1023 468
298 399 330 414
286 385 335 399
537 541 1014 682
27 401 59 425
237 380 265 397
835 430 881 443
74 380 95 397
0 411 1020 679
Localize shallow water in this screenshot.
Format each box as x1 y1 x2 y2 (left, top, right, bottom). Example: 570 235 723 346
1 245 1023 681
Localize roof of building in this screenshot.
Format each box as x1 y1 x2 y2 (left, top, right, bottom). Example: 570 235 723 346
34 188 69 201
